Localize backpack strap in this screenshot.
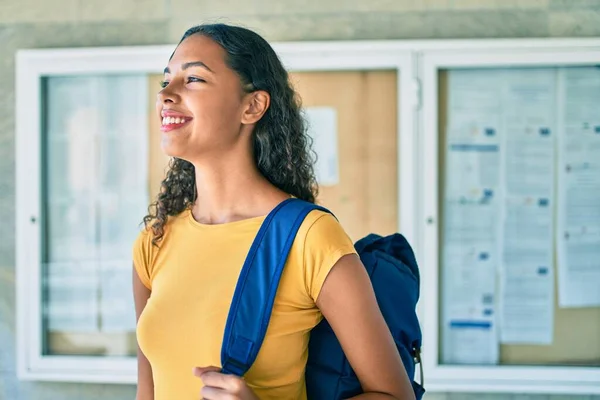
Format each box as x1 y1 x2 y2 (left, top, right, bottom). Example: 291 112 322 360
220 198 330 376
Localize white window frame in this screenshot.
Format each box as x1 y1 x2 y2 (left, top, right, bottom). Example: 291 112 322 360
418 40 600 395
15 42 416 384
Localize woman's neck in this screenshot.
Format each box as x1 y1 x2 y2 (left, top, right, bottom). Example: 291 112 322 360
190 155 286 225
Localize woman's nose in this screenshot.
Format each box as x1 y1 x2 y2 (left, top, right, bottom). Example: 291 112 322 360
157 85 179 104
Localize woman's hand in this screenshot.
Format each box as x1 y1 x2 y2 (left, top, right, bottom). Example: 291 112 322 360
194 366 259 400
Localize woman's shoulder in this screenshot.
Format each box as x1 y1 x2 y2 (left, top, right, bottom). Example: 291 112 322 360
293 207 357 301
135 210 189 242
132 210 190 289
299 208 351 244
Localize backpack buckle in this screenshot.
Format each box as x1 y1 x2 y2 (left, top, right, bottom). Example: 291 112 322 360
414 347 424 387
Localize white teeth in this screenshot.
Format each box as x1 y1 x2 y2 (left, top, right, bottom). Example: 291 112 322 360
162 116 187 125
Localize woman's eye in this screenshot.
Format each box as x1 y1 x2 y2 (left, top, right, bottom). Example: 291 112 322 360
159 80 169 88
187 76 206 84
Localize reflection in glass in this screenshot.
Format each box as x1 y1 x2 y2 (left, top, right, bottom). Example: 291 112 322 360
438 66 600 368
42 75 149 357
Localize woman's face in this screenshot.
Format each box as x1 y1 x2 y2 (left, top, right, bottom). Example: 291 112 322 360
156 34 248 161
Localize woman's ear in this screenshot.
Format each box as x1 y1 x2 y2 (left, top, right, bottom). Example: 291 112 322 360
241 90 270 125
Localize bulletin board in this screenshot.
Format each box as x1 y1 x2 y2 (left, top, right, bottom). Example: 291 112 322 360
290 70 399 241
43 74 150 359
48 332 137 357
437 70 600 367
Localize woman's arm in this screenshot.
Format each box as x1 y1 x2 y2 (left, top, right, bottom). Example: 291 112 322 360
316 254 416 400
133 264 155 400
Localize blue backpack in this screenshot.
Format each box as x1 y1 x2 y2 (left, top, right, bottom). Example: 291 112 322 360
220 198 424 399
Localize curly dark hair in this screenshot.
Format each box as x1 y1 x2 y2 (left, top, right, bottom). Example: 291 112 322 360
143 23 318 245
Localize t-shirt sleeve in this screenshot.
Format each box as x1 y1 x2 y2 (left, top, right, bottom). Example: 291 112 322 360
303 213 357 302
132 227 155 290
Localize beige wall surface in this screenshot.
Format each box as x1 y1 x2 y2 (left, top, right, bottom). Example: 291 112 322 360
2 0 600 399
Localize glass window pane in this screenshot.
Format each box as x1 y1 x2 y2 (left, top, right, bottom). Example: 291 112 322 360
438 65 600 368
42 74 149 357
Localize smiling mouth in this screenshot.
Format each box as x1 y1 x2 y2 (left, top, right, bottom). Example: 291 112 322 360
161 116 192 132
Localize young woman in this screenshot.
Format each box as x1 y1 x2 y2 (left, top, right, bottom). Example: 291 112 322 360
132 23 415 400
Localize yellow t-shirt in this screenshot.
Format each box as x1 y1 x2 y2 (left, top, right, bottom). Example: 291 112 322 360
133 207 356 400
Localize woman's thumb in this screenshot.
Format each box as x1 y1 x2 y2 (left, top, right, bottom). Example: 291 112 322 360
193 366 221 377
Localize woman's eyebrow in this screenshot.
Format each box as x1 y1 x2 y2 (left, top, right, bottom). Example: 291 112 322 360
163 61 214 74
